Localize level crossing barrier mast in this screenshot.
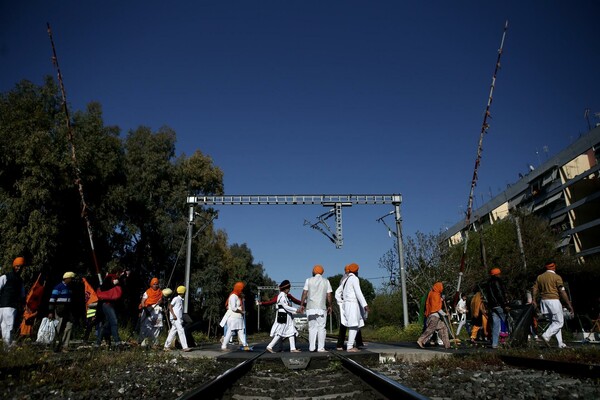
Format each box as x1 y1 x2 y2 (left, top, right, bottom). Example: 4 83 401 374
184 194 408 327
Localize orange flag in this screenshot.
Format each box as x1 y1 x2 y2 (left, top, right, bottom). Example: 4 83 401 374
26 274 45 312
82 277 99 309
20 274 45 337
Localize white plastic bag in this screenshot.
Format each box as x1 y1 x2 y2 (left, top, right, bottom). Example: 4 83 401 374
36 317 58 344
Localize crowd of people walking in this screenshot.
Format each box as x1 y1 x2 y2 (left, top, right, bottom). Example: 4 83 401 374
417 261 576 350
0 256 194 352
0 256 372 353
0 255 578 353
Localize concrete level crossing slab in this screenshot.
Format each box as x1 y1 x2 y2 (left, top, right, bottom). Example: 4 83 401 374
176 341 457 364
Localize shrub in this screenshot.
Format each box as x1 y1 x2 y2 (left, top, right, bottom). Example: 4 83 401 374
362 323 423 342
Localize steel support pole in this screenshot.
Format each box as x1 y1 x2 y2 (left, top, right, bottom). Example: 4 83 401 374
257 290 261 332
393 196 408 328
184 204 194 313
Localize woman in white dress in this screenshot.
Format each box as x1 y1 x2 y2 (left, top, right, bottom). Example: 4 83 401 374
266 280 301 353
220 282 247 350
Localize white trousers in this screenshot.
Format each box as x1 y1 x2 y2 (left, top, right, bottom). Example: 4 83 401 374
267 334 297 351
347 327 359 350
456 313 467 335
0 307 16 346
222 327 247 349
164 319 189 350
139 313 162 346
540 299 564 346
307 309 327 351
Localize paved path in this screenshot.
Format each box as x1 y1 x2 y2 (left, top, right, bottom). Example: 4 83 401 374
175 339 460 363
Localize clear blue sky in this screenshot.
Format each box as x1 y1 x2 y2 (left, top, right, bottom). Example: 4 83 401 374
2 1 599 295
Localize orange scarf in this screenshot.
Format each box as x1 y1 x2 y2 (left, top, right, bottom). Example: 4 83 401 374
425 282 444 317
144 288 162 306
225 282 245 309
144 278 162 306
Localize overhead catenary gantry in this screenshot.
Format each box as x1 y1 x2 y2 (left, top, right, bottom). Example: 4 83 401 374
184 194 409 328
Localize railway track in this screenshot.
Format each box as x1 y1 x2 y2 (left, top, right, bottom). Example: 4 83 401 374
177 349 429 400
3 340 599 399
498 354 600 379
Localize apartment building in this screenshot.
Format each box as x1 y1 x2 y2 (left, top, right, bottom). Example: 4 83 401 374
442 126 600 261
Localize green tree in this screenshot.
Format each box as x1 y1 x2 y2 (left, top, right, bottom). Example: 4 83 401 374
368 287 404 328
378 211 580 325
0 78 124 283
379 231 455 320
448 212 574 302
0 78 306 337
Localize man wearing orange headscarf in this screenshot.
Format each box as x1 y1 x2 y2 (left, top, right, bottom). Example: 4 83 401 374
299 265 333 352
486 268 509 349
138 277 165 347
335 265 365 350
0 257 26 346
220 282 248 350
417 282 450 349
340 263 369 352
532 262 574 348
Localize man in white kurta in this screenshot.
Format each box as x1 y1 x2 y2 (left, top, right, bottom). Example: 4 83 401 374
299 265 333 352
341 263 369 352
164 286 191 352
0 257 25 346
455 293 469 336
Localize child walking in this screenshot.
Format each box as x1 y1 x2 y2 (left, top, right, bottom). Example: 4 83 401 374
266 280 301 353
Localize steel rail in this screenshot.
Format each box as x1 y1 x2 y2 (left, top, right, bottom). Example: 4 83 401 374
177 350 265 400
177 348 430 400
332 352 430 400
499 354 600 379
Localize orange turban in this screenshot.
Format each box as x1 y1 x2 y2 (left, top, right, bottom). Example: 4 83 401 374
13 257 25 267
150 277 159 286
225 282 245 308
233 282 245 295
312 265 324 275
545 262 556 270
344 265 350 274
490 268 501 276
346 263 359 273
